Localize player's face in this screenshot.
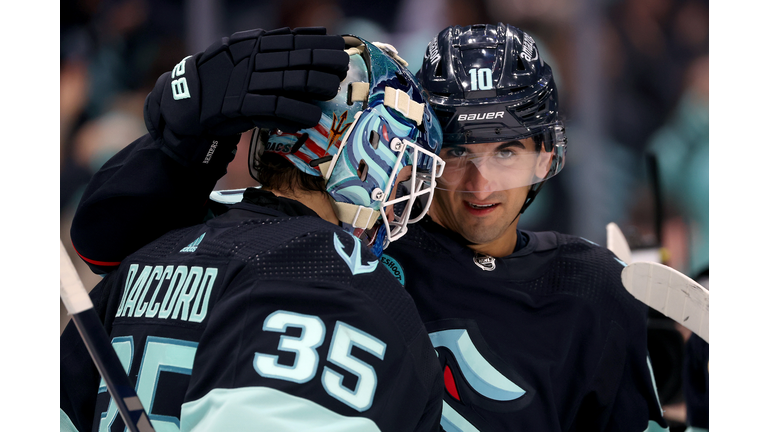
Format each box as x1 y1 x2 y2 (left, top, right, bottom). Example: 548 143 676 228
429 137 549 256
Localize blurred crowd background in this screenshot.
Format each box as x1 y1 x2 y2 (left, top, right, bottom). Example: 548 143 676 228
60 0 708 427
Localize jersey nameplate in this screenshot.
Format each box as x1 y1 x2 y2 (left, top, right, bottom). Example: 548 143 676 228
115 264 219 323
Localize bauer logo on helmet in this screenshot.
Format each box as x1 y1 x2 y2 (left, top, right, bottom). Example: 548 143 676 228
458 111 505 122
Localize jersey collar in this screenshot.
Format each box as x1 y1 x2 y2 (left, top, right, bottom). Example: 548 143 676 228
233 187 320 219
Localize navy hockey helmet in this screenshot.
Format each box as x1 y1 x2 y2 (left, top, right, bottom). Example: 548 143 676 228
419 23 566 212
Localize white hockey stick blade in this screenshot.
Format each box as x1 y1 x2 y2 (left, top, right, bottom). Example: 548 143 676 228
621 261 709 343
606 222 632 264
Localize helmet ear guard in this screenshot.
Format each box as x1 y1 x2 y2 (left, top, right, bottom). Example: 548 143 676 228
249 35 444 255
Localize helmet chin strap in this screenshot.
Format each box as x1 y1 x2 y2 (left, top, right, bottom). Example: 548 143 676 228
518 181 545 217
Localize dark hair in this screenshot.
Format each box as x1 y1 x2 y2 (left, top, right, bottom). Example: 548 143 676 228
532 133 544 151
254 152 327 193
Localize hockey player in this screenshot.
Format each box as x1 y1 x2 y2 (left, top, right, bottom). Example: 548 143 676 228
386 24 669 431
60 28 446 432
68 24 669 431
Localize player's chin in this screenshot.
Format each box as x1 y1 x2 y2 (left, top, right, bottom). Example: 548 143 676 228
458 226 502 246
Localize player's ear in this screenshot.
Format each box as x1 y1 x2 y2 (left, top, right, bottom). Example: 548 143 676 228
534 151 552 179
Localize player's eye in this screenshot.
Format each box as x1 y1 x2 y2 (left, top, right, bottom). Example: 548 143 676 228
446 147 467 158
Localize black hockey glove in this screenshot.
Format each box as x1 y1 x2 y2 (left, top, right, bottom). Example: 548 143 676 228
144 27 348 165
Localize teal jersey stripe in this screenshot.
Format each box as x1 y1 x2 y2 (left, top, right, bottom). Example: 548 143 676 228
645 420 670 432
60 409 79 432
180 387 381 432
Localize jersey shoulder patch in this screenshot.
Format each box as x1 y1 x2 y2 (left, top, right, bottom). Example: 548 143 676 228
379 254 405 286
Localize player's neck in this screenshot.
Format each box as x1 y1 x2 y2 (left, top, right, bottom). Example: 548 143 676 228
465 225 518 257
267 188 341 226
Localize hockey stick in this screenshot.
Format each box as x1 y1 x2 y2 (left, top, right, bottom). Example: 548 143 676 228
606 222 632 264
60 240 155 432
606 223 709 342
621 261 709 343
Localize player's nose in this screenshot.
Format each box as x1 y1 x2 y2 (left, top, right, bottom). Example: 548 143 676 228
462 162 496 200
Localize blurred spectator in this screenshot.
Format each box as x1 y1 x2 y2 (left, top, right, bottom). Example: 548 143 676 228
647 55 709 277
604 0 708 155
61 59 93 212
61 0 188 212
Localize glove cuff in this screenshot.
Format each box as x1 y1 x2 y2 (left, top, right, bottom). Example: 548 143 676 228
159 129 240 171
145 68 240 170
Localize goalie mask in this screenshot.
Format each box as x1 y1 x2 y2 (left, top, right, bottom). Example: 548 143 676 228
250 36 445 256
419 23 566 213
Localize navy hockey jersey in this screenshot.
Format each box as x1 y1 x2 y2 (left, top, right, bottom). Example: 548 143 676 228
61 196 443 432
380 219 668 432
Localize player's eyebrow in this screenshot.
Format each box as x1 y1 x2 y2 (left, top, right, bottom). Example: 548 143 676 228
495 140 526 151
442 144 467 152
442 140 527 154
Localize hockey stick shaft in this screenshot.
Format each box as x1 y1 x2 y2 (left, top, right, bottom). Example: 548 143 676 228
60 240 155 432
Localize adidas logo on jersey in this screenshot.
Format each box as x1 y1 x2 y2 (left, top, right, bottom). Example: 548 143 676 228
180 233 206 253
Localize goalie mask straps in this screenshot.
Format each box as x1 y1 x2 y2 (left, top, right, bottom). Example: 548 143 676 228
383 87 425 126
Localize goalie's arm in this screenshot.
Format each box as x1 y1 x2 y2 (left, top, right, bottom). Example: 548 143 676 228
71 26 350 275
70 132 235 274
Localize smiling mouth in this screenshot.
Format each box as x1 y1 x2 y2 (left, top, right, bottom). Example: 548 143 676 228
466 202 499 210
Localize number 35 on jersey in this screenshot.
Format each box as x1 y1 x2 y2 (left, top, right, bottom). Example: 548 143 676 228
102 310 387 432
253 310 387 412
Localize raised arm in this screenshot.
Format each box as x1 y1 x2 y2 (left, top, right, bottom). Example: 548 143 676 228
71 27 349 274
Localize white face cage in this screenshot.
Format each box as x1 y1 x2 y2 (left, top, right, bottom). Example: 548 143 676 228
378 137 445 244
